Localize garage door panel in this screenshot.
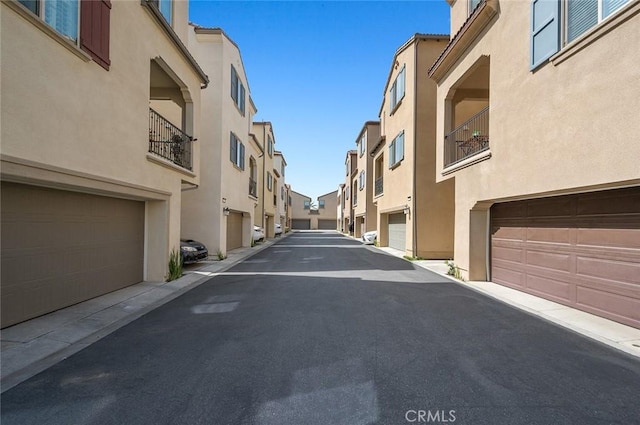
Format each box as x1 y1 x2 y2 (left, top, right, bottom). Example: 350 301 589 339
577 228 640 249
388 213 406 251
226 212 243 251
577 257 640 285
491 187 640 329
577 286 640 323
292 219 310 230
318 219 335 230
526 274 572 302
526 227 573 244
526 250 571 272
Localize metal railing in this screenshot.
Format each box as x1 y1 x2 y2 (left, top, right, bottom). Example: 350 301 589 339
375 176 383 196
249 178 257 197
444 106 489 167
149 108 193 170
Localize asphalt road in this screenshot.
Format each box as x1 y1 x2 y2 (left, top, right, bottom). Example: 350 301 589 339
2 232 640 425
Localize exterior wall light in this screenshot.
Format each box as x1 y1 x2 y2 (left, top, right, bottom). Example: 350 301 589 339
223 207 230 216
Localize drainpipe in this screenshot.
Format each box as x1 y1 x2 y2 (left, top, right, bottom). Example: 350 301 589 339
412 40 418 258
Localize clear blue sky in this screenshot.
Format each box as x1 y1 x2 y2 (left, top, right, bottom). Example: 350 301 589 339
189 1 450 201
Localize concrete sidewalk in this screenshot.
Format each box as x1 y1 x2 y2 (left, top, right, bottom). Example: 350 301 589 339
0 234 288 392
375 245 640 359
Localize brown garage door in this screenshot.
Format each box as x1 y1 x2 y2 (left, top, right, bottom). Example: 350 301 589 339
318 219 336 230
491 187 640 328
1 182 144 328
292 219 310 230
226 212 243 251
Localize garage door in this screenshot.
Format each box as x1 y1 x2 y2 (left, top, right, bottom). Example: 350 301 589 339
388 213 406 251
1 182 144 328
318 219 336 230
292 219 310 230
491 187 640 328
226 212 243 251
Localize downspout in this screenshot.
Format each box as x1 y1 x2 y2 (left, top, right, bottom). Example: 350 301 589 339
412 40 418 258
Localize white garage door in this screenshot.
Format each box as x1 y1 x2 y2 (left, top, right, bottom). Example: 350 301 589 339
388 213 406 251
1 182 144 328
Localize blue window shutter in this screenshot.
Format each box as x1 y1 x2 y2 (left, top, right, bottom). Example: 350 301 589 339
398 132 404 161
398 67 405 102
389 142 395 168
240 84 246 116
240 143 245 170
567 0 598 42
530 0 560 69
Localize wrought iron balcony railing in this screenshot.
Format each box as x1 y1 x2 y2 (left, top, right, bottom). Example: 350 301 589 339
249 178 257 197
375 176 383 196
149 108 193 170
444 106 489 168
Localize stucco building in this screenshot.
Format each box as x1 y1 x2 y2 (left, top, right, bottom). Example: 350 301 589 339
1 0 207 327
429 0 640 328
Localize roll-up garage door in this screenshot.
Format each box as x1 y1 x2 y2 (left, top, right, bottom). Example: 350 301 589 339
1 182 144 328
292 219 311 230
226 212 243 251
491 187 640 328
388 213 407 252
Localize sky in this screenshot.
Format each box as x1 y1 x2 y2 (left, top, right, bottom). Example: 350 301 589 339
189 0 451 201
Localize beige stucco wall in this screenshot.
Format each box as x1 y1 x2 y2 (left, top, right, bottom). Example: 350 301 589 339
290 191 311 220
1 1 204 281
435 0 640 279
354 123 381 236
182 27 256 255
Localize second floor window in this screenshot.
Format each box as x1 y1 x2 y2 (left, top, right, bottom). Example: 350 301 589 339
230 132 245 170
17 0 111 69
390 66 405 111
304 200 310 210
359 170 365 190
231 65 246 116
389 131 405 168
267 136 273 156
155 0 172 24
267 172 273 191
319 200 325 209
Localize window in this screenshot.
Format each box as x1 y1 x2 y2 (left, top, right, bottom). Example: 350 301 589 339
530 0 630 69
389 131 405 168
281 161 285 176
359 170 365 190
359 131 367 157
231 65 246 116
390 66 405 111
157 0 171 24
469 0 482 15
267 172 273 191
304 200 310 210
17 0 111 69
281 187 285 200
230 132 245 170
267 136 273 156
353 184 358 206
346 187 350 200
319 200 325 209
288 196 292 206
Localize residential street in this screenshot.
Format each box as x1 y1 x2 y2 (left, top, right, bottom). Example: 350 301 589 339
2 232 640 425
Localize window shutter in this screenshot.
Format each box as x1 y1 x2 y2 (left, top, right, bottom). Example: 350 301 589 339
230 133 237 164
567 0 598 42
397 132 404 162
530 0 560 69
80 0 111 70
389 141 395 168
240 84 246 116
240 143 245 170
231 66 238 103
398 67 405 101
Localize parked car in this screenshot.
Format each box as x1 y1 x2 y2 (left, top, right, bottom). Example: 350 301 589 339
275 223 283 236
362 230 377 245
180 239 208 264
252 225 265 242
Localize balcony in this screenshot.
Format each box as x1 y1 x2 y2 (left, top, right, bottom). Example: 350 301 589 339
375 176 383 196
149 108 193 170
444 106 489 168
249 178 257 197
